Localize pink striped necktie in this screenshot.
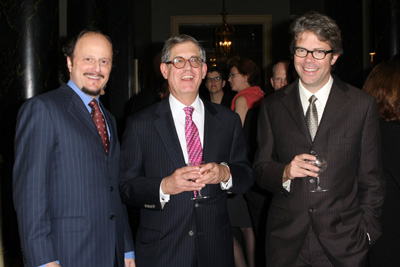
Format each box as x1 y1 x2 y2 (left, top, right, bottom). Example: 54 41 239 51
184 106 203 164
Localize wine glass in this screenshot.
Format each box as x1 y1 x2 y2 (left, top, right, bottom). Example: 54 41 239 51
309 151 328 193
187 162 209 200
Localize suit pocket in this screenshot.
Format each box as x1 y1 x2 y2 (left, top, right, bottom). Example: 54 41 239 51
52 216 85 232
331 134 358 146
267 205 287 232
340 206 362 225
136 226 161 245
339 207 369 252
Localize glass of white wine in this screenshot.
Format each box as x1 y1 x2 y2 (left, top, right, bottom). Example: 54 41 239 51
309 151 328 193
187 161 209 200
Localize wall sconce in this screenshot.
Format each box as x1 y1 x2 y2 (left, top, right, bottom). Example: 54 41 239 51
209 58 217 67
369 52 376 65
215 0 234 56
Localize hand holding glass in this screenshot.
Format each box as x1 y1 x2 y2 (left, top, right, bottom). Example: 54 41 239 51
309 151 328 193
187 162 209 200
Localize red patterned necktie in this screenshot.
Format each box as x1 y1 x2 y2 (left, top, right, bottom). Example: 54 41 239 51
89 99 110 155
184 106 203 164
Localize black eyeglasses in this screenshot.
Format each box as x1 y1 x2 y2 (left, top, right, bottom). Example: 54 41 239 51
293 47 333 60
206 77 222 83
164 56 204 69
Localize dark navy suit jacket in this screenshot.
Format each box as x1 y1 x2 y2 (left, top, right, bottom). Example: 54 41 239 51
119 97 253 267
13 84 134 267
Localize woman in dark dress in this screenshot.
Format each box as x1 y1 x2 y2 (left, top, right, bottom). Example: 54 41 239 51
364 54 400 267
204 65 233 108
227 57 266 267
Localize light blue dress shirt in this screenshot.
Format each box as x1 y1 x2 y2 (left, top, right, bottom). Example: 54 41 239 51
38 81 134 267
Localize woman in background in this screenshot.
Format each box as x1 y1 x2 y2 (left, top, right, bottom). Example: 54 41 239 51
228 57 264 126
364 54 400 267
205 65 233 108
226 57 264 267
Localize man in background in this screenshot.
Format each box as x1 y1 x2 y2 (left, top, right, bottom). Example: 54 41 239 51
13 29 135 267
270 60 290 90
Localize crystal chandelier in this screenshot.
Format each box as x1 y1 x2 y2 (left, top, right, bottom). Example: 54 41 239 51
215 0 234 56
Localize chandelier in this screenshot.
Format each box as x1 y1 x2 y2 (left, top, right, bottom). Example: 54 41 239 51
215 0 234 56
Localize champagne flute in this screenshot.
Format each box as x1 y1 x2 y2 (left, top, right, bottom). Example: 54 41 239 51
187 161 209 200
309 151 328 193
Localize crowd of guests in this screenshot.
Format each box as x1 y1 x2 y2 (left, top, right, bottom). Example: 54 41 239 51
11 9 398 267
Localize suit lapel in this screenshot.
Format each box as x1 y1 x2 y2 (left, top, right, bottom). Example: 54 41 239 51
202 100 219 163
63 86 107 155
281 83 313 143
100 102 118 155
154 99 219 168
155 99 186 168
314 80 350 142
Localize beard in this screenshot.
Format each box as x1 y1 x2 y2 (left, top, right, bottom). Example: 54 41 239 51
80 72 106 96
81 86 103 97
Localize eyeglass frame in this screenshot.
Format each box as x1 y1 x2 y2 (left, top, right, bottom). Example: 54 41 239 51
293 47 334 60
272 77 287 83
164 56 204 69
228 72 240 78
206 77 222 83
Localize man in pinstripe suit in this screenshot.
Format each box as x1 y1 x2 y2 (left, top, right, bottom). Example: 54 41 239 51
13 29 135 267
119 34 253 267
253 12 385 266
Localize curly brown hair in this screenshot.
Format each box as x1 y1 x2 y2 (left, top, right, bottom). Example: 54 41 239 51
227 56 260 86
363 55 400 122
290 11 343 57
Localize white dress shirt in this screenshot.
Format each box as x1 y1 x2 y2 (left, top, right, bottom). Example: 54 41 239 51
299 76 333 123
159 94 232 204
169 94 205 163
283 75 334 191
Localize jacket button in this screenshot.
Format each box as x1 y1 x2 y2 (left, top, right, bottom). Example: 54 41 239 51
309 178 315 184
309 208 316 213
109 215 115 220
188 230 194 236
195 203 199 208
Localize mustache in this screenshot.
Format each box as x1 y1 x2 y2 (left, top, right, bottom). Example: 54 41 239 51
83 72 105 79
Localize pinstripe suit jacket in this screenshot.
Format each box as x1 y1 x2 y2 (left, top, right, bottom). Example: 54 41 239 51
13 84 134 267
119 97 253 267
253 78 385 266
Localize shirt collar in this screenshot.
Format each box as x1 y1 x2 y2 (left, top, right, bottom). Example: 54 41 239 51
67 79 100 113
299 75 333 110
169 94 203 116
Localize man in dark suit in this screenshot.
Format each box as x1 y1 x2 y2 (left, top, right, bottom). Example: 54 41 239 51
119 34 253 267
13 29 135 267
253 12 385 266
